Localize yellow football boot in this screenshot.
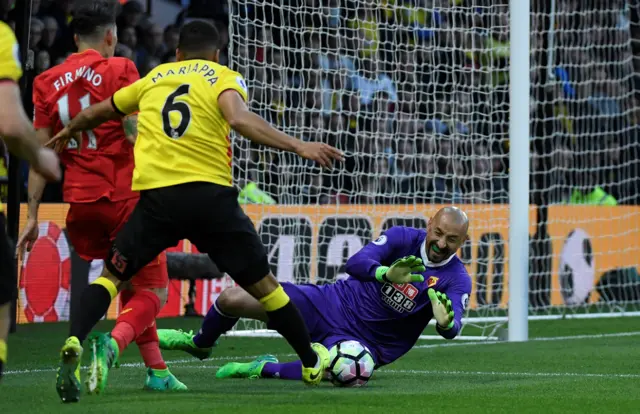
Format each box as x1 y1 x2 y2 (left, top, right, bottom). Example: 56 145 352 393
56 336 83 403
301 343 330 386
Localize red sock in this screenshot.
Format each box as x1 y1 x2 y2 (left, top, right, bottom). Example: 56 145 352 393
111 289 135 352
136 323 167 370
111 322 136 354
111 290 161 354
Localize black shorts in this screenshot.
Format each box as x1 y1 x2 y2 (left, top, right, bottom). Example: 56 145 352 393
106 182 269 287
0 214 17 305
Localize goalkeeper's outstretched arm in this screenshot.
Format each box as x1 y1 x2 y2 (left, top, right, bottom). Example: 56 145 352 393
218 90 344 169
344 226 425 284
344 227 403 281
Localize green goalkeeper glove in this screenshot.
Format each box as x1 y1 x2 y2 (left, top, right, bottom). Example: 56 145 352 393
428 288 455 330
375 255 426 284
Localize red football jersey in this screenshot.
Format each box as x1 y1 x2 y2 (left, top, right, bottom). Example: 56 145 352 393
33 49 140 203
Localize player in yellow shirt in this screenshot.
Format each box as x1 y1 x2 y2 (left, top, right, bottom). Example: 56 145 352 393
49 20 343 394
0 13 61 381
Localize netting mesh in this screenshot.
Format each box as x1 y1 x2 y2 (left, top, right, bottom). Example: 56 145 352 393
532 0 638 204
231 1 511 205
223 0 640 337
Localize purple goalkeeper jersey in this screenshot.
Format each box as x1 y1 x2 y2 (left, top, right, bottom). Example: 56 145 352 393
317 226 472 366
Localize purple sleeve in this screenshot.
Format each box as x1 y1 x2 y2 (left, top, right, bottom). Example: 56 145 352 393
436 275 472 340
344 226 407 282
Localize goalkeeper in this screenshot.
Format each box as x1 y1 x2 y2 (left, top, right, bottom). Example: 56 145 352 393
159 206 472 380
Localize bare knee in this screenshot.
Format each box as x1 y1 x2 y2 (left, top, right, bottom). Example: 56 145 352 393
217 287 247 314
217 287 266 321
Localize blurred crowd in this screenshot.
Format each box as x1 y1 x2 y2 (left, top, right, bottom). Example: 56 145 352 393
4 0 640 205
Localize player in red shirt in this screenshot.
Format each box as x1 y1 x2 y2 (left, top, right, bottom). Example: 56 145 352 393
16 0 186 401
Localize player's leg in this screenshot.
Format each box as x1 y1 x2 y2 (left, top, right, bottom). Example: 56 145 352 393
262 337 378 384
230 338 379 383
215 284 330 381
83 209 181 395
107 288 186 392
90 286 185 393
241 277 332 385
126 256 186 392
186 184 329 385
218 262 330 386
195 285 266 346
0 214 16 381
110 288 165 358
0 304 9 381
63 200 119 346
105 198 185 391
158 285 266 358
56 202 114 401
162 283 323 352
163 286 291 379
58 193 179 402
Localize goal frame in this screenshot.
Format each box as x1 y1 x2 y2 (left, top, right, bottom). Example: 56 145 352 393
223 0 640 343
507 0 531 342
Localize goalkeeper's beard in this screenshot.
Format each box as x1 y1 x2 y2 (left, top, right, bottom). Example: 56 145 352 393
427 242 449 263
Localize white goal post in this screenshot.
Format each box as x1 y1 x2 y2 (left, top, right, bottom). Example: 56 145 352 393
223 0 640 342
508 0 530 342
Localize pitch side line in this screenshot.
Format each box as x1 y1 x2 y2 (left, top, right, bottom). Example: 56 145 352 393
3 355 255 375
381 369 640 379
414 330 640 349
177 365 640 379
5 330 640 376
6 360 639 380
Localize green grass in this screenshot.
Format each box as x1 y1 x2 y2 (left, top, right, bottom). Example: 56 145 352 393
2 317 640 413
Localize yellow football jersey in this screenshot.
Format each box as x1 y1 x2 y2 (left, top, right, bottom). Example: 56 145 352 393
0 22 22 212
112 59 248 191
0 21 22 83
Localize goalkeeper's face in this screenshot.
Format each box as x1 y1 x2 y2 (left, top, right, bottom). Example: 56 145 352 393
426 210 469 263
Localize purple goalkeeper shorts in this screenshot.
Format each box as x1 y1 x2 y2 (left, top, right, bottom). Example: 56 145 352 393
267 282 379 365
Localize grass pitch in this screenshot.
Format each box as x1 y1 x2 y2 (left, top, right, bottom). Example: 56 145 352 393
2 317 639 413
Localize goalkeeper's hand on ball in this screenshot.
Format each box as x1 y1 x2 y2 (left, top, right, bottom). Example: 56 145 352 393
428 288 455 330
375 256 426 284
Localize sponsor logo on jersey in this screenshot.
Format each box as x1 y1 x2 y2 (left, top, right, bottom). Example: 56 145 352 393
380 283 417 313
427 276 439 287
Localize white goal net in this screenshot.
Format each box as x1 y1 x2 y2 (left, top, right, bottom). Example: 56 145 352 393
224 0 640 339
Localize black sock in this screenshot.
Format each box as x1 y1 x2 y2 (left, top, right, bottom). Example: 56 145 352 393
0 359 4 381
266 301 318 368
69 284 113 343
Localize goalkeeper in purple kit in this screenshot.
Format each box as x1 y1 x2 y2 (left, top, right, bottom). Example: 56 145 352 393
158 206 472 381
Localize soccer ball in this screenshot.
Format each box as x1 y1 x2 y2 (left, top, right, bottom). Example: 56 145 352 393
327 340 375 387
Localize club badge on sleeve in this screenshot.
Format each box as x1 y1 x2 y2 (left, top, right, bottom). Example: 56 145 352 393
372 235 387 246
461 293 469 311
236 76 247 92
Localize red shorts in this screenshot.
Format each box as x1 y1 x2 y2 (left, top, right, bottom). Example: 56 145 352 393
66 197 168 289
